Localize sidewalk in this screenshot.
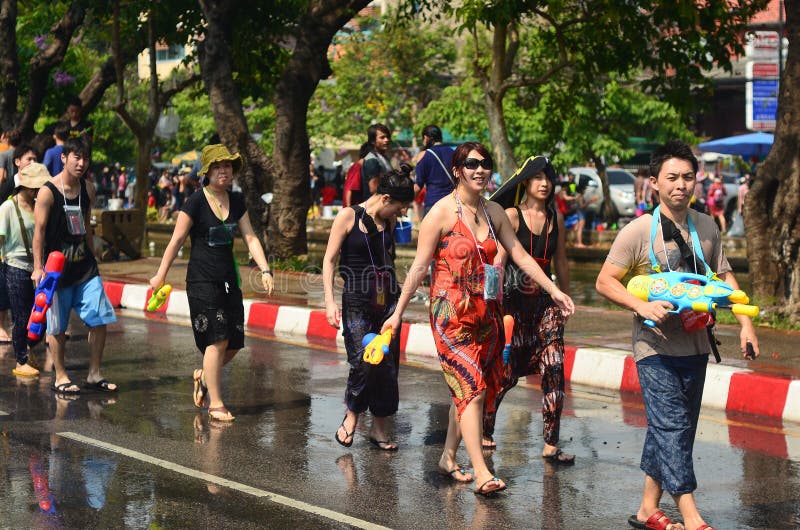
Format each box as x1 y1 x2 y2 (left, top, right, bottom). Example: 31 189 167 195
99 258 800 424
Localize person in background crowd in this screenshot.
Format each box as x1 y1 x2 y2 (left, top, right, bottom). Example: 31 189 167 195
706 175 727 234
414 125 455 217
343 143 370 207
737 174 750 217
323 165 415 451
558 172 587 247
634 168 648 216
65 96 94 148
1 163 50 377
43 123 69 178
0 129 22 200
360 124 393 197
150 144 273 422
382 142 574 495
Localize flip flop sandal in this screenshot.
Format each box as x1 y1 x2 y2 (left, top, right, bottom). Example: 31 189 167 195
438 465 473 483
52 382 81 395
628 510 681 530
208 406 235 422
84 380 117 392
474 477 506 496
334 415 355 447
542 448 575 465
369 437 398 451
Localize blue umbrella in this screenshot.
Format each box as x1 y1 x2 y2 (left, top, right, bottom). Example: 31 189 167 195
697 132 774 158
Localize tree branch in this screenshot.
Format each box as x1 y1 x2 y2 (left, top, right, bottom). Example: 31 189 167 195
157 72 201 108
18 2 86 136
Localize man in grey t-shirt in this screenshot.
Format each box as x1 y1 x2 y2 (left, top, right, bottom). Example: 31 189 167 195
596 141 760 530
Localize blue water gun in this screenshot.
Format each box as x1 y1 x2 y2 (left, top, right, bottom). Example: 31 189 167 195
626 271 759 328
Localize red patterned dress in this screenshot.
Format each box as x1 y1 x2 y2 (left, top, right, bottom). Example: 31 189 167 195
429 217 504 419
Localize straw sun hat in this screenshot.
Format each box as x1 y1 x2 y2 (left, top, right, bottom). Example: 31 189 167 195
15 162 51 192
198 144 242 176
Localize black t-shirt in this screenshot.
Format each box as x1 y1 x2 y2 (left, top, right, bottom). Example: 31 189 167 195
43 180 98 287
182 189 246 284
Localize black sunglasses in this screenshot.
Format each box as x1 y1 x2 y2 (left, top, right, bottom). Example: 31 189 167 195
461 157 493 171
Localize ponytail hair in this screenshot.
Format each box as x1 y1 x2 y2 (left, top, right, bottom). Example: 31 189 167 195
377 163 415 203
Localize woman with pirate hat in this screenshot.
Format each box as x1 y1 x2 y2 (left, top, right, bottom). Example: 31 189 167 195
485 155 575 464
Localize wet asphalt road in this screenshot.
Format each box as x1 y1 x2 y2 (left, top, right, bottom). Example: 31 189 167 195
1 313 799 529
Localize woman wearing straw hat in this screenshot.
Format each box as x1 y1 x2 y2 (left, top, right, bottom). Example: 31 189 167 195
150 144 273 422
485 155 574 463
0 162 51 377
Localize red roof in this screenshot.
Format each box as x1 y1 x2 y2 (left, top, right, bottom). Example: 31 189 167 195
750 0 784 25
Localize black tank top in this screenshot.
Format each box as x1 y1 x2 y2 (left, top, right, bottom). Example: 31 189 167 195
43 180 98 287
504 205 558 295
339 206 395 294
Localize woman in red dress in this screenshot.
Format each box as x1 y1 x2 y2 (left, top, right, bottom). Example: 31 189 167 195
383 142 574 495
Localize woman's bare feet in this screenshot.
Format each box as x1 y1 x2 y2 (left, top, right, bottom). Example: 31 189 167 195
437 454 473 483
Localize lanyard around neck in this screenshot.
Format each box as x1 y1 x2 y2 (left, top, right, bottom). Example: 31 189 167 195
648 205 712 278
60 179 80 210
454 191 496 265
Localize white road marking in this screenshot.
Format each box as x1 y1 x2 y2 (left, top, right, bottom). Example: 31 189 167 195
57 431 390 530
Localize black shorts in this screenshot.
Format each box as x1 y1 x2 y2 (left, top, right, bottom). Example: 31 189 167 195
187 281 245 353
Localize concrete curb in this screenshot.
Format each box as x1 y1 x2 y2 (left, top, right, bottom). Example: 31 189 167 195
103 281 800 426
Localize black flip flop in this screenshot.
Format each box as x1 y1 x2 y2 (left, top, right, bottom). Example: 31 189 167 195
368 437 398 451
335 415 355 447
52 381 80 395
542 448 575 465
84 379 117 392
474 477 506 496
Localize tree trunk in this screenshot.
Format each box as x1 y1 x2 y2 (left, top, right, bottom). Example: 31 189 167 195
271 0 369 258
744 0 800 321
484 91 517 179
198 0 273 252
0 0 17 131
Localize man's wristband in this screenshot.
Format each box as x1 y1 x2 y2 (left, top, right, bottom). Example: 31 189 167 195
261 270 273 276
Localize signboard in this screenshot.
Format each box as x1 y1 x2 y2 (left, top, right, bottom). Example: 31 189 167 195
745 31 780 59
746 61 779 131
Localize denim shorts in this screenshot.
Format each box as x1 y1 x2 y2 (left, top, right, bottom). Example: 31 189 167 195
46 275 118 335
636 354 708 495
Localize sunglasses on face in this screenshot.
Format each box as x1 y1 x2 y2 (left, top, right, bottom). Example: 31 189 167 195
461 157 493 171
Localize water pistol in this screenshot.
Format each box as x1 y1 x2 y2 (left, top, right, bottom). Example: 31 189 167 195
626 271 759 328
27 251 65 341
147 284 173 312
502 315 515 365
362 328 393 365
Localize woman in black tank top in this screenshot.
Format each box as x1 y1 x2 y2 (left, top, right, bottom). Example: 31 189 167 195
484 159 576 464
322 165 415 451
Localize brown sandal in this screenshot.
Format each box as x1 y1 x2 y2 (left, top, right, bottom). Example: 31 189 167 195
208 406 234 422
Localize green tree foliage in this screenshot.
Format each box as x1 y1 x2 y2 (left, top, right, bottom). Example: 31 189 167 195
308 14 455 146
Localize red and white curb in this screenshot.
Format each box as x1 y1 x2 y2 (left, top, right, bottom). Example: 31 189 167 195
104 281 800 427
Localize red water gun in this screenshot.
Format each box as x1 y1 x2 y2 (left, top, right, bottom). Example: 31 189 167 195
27 251 65 341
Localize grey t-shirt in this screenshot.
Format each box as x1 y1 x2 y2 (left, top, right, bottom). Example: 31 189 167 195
605 210 732 361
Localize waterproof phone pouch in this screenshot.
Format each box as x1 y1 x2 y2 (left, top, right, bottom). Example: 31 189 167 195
64 205 86 236
483 263 501 301
208 223 236 247
371 270 392 310
679 308 714 333
534 257 550 269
